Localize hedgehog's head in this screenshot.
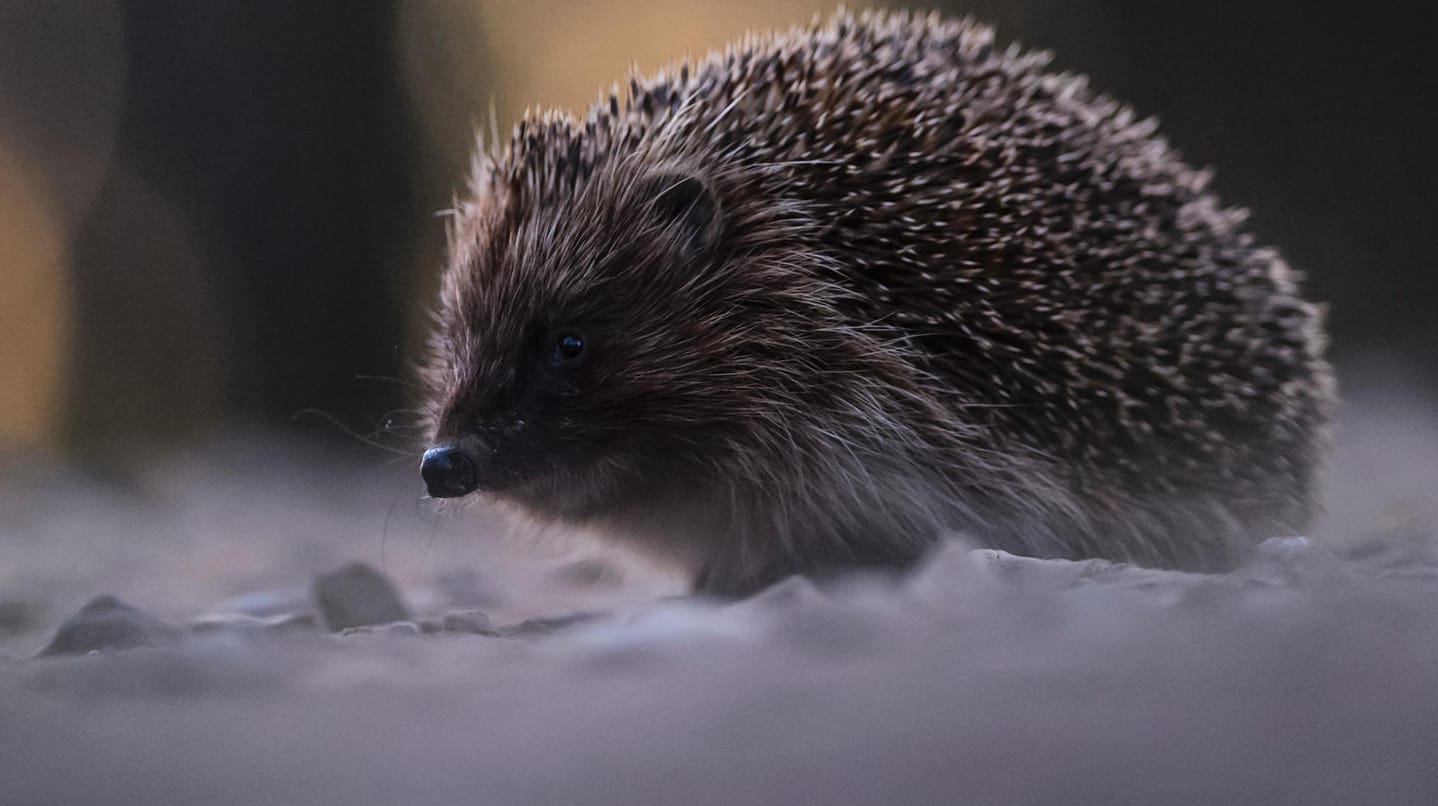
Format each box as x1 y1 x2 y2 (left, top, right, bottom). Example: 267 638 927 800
419 123 917 530
422 156 719 516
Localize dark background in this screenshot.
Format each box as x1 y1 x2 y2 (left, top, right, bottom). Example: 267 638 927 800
2 1 1432 454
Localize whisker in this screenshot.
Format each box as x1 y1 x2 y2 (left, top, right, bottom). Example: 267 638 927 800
425 503 444 560
380 481 409 570
291 408 414 456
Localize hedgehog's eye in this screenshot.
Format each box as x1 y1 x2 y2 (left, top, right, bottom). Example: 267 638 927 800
551 331 586 366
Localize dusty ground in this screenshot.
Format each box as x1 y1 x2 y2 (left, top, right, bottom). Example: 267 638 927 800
2 376 1437 805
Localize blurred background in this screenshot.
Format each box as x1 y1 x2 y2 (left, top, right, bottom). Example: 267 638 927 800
1 0 1433 453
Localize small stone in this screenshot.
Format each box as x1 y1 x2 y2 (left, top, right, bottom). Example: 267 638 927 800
313 562 410 631
39 595 182 657
440 610 492 634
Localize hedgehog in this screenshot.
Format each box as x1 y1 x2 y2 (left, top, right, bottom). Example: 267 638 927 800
419 9 1335 595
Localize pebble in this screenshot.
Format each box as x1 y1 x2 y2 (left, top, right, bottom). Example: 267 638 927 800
312 563 410 631
39 595 182 657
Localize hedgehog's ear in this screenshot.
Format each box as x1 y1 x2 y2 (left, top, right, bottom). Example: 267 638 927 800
643 172 721 260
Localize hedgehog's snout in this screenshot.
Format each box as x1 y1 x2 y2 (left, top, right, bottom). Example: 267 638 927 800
421 443 481 498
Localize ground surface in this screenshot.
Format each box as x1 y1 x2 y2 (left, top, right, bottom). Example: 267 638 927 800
2 380 1437 805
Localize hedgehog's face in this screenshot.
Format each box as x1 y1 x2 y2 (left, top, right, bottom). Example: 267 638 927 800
422 164 765 521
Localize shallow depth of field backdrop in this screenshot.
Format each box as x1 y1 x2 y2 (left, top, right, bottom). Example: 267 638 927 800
2 0 1433 454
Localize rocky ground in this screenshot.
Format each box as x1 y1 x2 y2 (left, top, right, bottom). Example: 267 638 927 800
2 378 1437 805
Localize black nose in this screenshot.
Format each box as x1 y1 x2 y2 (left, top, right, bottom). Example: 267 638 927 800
421 445 479 498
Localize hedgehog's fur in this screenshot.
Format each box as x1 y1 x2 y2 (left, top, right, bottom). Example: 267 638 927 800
423 9 1334 594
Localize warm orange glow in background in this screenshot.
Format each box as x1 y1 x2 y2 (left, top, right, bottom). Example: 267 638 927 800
0 145 68 444
0 2 125 447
